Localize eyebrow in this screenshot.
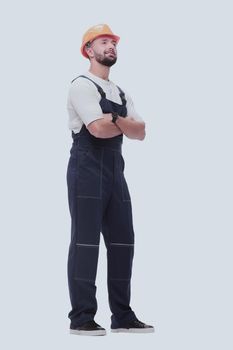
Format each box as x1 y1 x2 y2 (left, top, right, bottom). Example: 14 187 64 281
101 38 117 43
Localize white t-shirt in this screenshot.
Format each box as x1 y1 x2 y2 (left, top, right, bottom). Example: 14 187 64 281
67 70 144 134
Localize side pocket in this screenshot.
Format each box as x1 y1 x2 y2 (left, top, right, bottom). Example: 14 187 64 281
70 145 89 160
119 154 131 201
120 154 125 172
76 147 103 199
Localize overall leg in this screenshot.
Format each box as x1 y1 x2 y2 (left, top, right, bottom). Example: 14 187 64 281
101 152 137 327
66 146 104 327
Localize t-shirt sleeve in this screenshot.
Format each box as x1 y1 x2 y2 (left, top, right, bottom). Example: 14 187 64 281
125 91 144 122
68 79 105 127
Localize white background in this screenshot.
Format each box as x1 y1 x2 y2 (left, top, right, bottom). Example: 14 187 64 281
1 0 232 349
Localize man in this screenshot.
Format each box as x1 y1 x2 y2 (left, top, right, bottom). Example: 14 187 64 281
66 23 154 336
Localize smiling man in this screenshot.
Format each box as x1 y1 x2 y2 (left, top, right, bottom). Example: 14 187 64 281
87 36 118 67
66 23 154 336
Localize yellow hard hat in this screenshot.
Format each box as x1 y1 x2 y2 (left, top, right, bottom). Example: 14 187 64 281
80 24 120 58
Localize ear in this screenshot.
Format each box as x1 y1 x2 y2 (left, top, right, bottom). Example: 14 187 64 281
85 46 94 59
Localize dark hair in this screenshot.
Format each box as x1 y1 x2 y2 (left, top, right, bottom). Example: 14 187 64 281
85 41 92 60
85 41 92 48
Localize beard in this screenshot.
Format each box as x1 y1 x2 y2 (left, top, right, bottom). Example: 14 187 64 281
94 51 117 67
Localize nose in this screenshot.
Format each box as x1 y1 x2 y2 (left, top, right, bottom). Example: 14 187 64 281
108 44 117 53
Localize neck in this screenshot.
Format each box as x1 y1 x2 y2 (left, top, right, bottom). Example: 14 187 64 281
88 61 110 81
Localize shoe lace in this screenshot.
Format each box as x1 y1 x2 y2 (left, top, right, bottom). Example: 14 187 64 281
134 319 145 326
88 319 100 327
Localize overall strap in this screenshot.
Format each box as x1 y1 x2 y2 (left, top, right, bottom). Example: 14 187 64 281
116 85 127 106
71 75 106 98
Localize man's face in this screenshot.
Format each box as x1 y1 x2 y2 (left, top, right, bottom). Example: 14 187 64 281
86 36 118 67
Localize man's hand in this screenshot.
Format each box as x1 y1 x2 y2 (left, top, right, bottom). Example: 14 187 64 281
115 115 146 140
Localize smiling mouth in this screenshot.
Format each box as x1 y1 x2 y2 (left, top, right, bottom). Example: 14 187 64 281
106 52 115 56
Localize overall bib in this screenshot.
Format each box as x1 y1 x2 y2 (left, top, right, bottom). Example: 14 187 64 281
66 75 137 328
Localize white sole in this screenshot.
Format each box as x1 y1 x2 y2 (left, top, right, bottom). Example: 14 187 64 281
111 327 155 333
70 329 106 336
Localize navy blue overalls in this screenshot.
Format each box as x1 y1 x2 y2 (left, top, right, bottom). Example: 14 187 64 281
66 75 137 328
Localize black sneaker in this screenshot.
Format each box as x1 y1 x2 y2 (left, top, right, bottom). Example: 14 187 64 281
111 318 155 333
70 320 106 336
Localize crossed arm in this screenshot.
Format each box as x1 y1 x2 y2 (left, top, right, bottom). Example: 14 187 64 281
87 113 146 140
